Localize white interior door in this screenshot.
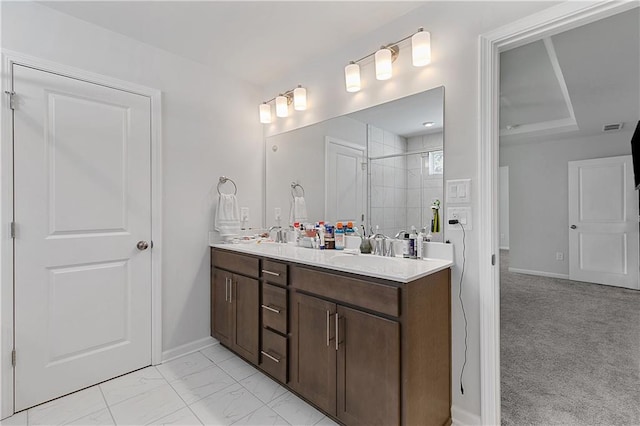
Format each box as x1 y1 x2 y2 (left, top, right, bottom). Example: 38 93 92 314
13 64 152 410
568 155 639 289
325 138 365 224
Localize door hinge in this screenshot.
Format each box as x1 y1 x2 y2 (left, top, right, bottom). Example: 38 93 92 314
11 350 16 367
5 91 15 110
491 254 496 266
10 222 16 239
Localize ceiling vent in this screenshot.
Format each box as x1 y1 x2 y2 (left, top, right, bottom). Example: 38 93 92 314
603 123 623 132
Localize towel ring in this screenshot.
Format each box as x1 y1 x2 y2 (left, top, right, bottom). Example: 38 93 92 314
291 182 305 198
217 176 237 195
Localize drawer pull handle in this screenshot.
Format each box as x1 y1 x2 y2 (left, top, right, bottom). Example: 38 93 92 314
262 270 281 277
261 350 281 363
261 304 281 314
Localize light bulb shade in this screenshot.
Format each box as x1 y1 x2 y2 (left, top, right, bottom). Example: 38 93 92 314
375 48 393 80
412 30 431 67
259 103 271 124
293 86 307 111
275 95 288 117
344 63 361 92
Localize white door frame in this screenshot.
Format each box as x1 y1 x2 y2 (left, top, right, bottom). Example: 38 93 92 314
0 50 163 419
478 1 639 424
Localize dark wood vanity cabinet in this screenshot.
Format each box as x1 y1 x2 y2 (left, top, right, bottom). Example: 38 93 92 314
290 291 400 425
211 250 260 364
290 267 401 425
211 247 451 426
290 292 337 415
259 259 289 383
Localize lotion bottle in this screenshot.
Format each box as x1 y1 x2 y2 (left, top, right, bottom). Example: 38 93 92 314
416 227 425 259
335 222 345 250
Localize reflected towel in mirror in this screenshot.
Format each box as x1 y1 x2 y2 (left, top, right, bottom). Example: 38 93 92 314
290 196 308 224
215 193 241 236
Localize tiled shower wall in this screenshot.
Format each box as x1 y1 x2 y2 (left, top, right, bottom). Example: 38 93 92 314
368 125 407 237
408 132 444 242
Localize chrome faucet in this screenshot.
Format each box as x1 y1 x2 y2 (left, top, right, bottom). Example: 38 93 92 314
268 225 284 243
370 233 394 257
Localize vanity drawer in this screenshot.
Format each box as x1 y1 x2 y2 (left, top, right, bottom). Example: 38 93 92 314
262 283 287 334
260 328 287 383
261 260 288 286
291 266 400 317
212 249 259 278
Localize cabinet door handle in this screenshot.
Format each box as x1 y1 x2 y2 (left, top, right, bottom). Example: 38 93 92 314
326 310 330 347
261 269 280 277
225 277 229 302
261 304 281 314
261 350 281 363
335 313 340 351
229 279 233 303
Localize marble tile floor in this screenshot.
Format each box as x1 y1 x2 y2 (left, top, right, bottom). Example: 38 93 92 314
0 344 336 426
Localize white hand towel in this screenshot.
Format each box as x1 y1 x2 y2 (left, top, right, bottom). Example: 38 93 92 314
289 196 308 224
215 193 241 237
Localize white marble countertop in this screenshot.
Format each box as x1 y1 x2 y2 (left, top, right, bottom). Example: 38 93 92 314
210 241 453 283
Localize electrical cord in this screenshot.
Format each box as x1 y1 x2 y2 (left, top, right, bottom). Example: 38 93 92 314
449 219 467 395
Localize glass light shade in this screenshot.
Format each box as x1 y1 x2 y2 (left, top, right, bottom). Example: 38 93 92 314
259 103 271 124
344 63 361 92
412 30 431 67
293 86 307 111
375 48 392 80
275 95 288 117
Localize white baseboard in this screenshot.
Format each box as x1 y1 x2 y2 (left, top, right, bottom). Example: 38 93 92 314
160 336 217 363
508 267 569 280
451 405 481 426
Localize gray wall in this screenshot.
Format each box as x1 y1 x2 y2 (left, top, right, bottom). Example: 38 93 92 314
500 130 633 276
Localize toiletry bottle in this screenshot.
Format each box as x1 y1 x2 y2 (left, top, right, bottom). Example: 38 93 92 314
417 227 425 259
335 222 345 250
402 233 410 258
426 226 433 242
325 225 335 250
318 221 326 249
346 221 355 235
409 226 417 259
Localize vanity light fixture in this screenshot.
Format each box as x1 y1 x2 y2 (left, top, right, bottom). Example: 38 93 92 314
375 47 394 80
344 62 361 92
275 95 288 117
293 85 307 111
344 27 431 92
259 103 271 124
258 85 307 123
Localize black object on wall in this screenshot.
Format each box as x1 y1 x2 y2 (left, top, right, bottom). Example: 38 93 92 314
631 121 640 189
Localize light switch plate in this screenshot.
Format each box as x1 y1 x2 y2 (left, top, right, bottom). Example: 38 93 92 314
446 179 471 204
447 206 472 231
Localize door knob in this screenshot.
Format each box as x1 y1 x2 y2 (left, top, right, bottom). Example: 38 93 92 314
570 225 577 229
137 241 150 250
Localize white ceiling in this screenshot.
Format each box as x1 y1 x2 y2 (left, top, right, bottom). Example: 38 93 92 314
499 7 640 144
41 1 423 87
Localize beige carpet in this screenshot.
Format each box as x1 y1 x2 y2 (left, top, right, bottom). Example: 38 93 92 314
500 250 640 425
